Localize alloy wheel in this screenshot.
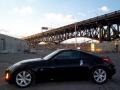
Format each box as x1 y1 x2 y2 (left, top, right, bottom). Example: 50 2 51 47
93 68 107 83
15 71 32 87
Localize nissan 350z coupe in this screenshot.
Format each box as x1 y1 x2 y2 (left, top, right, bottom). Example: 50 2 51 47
5 49 116 88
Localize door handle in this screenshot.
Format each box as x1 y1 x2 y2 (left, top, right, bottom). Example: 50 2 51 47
40 68 44 71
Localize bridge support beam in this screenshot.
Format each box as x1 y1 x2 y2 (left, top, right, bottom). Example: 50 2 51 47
107 24 111 41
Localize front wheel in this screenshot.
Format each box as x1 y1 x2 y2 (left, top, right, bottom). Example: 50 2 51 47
91 68 108 84
14 70 34 88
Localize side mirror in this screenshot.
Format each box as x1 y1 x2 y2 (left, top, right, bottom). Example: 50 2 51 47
49 57 58 62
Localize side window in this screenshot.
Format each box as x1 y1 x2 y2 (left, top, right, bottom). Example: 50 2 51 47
80 52 91 60
53 50 81 60
80 52 93 64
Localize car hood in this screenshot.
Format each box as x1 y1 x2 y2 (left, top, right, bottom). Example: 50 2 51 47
18 58 44 64
7 58 45 71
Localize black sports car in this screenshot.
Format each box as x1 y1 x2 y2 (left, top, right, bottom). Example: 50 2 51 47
5 49 116 88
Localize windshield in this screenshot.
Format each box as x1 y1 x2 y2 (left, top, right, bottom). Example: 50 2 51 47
43 49 61 60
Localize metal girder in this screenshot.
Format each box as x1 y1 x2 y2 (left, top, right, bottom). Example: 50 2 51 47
24 10 120 48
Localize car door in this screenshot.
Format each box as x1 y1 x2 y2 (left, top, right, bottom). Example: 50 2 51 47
48 50 83 80
38 50 90 80
78 52 91 78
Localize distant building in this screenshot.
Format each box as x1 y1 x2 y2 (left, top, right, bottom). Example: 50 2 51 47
0 34 29 53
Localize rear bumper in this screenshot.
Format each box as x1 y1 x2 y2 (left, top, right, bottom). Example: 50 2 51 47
108 64 116 77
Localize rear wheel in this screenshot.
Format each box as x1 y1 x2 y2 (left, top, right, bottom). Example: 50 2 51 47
91 68 108 84
14 70 34 88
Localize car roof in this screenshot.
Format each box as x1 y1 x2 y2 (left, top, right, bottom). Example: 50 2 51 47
56 49 84 52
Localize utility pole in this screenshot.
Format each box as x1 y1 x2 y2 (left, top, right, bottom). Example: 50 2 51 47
65 33 67 48
75 23 77 49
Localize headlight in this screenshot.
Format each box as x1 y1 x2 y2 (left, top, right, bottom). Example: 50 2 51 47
5 70 11 81
5 73 9 80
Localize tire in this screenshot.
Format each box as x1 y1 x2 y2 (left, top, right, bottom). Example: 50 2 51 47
91 68 108 84
14 70 35 88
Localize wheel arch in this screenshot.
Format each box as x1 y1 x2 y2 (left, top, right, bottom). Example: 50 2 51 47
12 66 37 85
89 65 110 76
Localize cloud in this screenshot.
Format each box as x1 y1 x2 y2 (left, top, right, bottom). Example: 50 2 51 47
43 13 76 27
45 13 75 22
26 0 37 3
100 6 109 12
0 29 9 34
13 6 32 16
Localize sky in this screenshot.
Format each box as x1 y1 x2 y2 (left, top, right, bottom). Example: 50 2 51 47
0 0 120 38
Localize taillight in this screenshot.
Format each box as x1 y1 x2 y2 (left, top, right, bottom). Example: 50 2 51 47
102 57 113 64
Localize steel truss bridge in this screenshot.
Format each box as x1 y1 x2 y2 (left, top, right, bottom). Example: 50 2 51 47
24 10 120 47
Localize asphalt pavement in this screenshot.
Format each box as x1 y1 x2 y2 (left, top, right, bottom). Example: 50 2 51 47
0 52 120 90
